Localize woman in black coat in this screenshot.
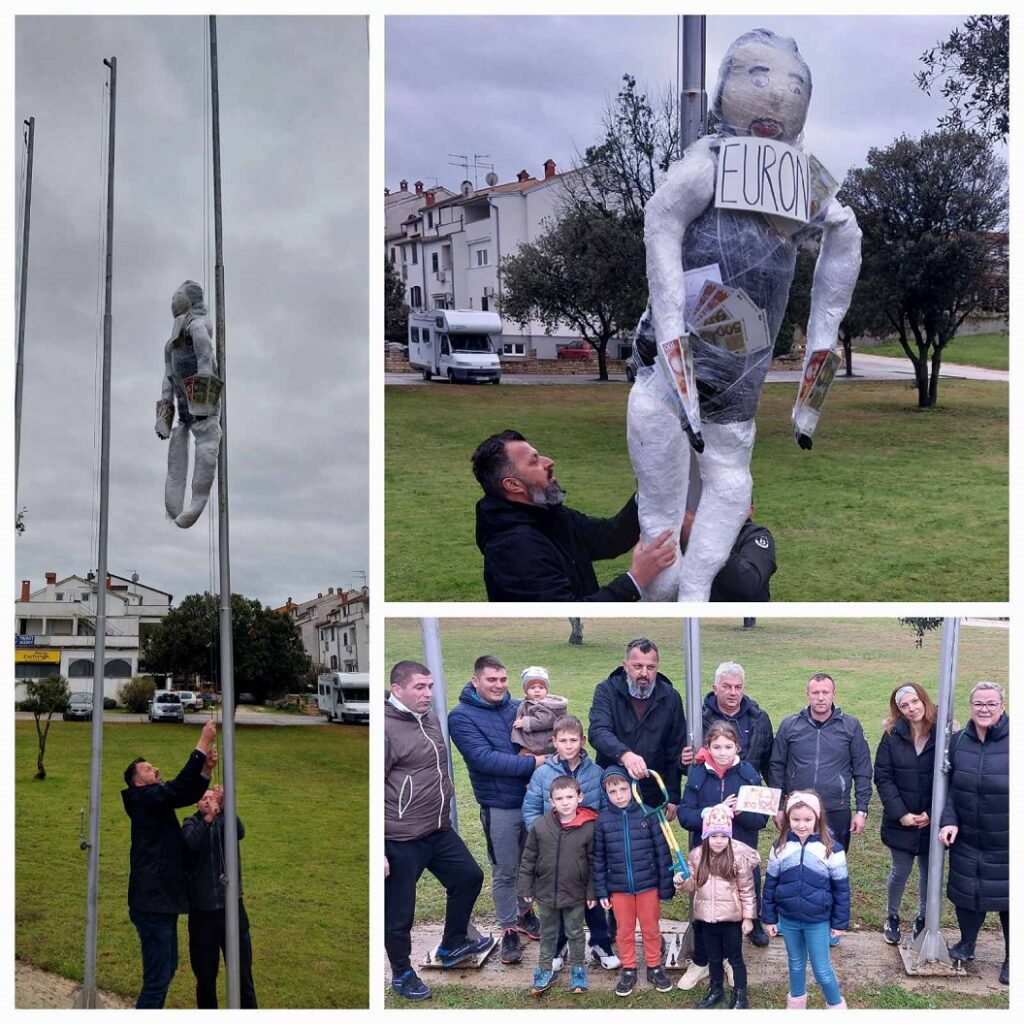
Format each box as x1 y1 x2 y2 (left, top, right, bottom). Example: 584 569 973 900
873 683 937 947
938 682 1009 985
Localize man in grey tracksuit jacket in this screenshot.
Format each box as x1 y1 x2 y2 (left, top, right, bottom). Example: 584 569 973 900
385 663 485 988
769 673 872 853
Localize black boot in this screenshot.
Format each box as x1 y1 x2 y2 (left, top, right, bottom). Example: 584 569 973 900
948 939 976 963
748 919 769 948
696 983 725 1009
999 959 1009 985
729 987 749 1009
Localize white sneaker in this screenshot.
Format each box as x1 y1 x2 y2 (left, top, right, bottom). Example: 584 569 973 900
551 949 565 973
676 960 709 990
590 944 621 970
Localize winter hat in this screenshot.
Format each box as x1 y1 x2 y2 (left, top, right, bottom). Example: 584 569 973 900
601 764 631 790
702 803 734 840
521 666 550 693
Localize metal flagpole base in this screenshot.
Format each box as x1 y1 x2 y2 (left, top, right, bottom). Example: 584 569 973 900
72 986 104 1008
422 922 496 970
662 920 693 968
897 928 961 976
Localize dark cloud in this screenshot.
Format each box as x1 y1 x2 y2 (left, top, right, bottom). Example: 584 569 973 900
15 15 368 607
386 14 992 192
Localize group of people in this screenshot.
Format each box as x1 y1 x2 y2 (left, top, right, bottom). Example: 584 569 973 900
121 719 258 1009
384 643 1009 1006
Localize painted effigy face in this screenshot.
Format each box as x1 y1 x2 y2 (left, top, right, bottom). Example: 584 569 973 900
719 40 810 143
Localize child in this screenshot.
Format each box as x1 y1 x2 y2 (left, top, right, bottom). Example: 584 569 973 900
762 791 850 1009
522 716 618 970
675 804 759 1009
518 776 597 995
511 667 568 756
592 766 675 996
679 721 770 956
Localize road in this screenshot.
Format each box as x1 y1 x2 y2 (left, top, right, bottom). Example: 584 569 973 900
386 353 1007 387
14 710 340 727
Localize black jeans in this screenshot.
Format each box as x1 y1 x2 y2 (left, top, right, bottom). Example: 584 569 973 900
385 829 484 972
956 906 1009 955
828 808 852 855
703 920 747 988
187 901 258 1009
129 909 178 1009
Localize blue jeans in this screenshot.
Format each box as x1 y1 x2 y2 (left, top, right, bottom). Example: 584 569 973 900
129 909 179 1008
778 915 842 1006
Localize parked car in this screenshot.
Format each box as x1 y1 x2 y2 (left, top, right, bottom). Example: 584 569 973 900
149 690 184 723
177 690 201 712
63 691 94 722
556 340 592 360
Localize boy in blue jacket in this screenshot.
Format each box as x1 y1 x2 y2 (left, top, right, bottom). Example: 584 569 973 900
592 766 675 996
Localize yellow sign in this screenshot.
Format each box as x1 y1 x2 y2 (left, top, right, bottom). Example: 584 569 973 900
15 649 60 664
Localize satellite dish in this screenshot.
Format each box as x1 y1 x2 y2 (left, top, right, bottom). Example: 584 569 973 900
485 172 499 186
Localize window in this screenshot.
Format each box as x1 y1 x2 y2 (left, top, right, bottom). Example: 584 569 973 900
56 592 64 601
411 247 418 265
481 296 489 312
69 659 94 678
390 247 397 263
106 658 132 678
410 326 420 343
476 249 489 266
330 655 338 670
410 286 423 308
432 253 439 272
503 342 526 356
427 211 434 228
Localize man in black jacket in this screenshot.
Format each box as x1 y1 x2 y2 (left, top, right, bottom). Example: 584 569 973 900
121 718 217 1008
472 430 675 601
770 672 873 854
588 638 687 814
182 786 258 1008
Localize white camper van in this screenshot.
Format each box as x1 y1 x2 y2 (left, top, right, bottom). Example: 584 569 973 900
317 672 370 724
407 309 503 383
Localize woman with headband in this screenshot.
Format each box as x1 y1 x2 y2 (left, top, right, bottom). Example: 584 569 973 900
873 683 937 947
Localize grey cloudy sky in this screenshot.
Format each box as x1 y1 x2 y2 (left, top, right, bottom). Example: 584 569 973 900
15 15 368 608
386 14 996 193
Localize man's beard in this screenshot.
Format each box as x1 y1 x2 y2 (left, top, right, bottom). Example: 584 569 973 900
526 480 566 507
627 676 655 699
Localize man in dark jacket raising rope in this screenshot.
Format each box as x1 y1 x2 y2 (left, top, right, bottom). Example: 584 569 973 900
121 718 217 1008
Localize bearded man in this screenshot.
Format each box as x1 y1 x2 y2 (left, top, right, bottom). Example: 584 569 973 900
472 430 675 601
588 637 687 816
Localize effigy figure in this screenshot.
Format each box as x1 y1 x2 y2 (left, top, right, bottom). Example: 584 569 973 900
628 28 861 601
155 280 222 529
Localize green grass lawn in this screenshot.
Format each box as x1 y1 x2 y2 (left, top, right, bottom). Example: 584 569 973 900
855 332 1008 371
384 616 1009 1008
385 379 1007 601
16 721 368 1008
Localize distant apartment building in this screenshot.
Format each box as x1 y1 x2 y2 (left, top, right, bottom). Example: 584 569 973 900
276 585 369 674
386 162 602 358
14 571 172 700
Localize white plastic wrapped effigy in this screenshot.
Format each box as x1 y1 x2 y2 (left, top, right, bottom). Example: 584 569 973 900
630 28 861 601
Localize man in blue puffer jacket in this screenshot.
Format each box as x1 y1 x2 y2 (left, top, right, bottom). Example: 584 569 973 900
448 655 545 965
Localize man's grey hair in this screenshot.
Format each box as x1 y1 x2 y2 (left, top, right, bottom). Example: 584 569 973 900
714 662 745 686
969 681 1005 702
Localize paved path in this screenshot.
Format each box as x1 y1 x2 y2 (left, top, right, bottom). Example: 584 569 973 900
387 353 1006 387
15 710 332 726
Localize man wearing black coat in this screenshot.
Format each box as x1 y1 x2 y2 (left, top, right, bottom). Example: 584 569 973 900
472 430 675 602
121 719 217 1008
588 638 687 814
182 786 258 1008
708 521 776 602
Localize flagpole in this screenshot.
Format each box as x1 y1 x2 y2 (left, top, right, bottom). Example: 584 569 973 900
15 116 35 506
76 57 116 1010
209 15 242 1007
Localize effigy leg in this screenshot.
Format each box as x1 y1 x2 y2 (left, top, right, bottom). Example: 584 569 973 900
165 423 189 519
627 371 689 602
676 419 754 602
174 416 222 529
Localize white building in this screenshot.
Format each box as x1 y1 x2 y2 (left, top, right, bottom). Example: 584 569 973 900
15 571 173 701
387 161 597 358
277 586 369 675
